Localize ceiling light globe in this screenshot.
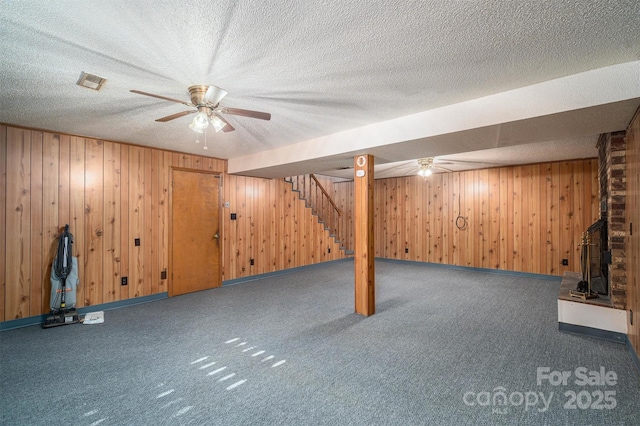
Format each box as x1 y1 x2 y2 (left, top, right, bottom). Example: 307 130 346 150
190 111 209 132
211 115 226 132
189 120 204 133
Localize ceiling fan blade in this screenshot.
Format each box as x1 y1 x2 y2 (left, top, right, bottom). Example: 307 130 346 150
213 113 235 132
434 165 454 172
155 110 195 122
436 158 500 165
401 168 420 176
203 85 228 105
221 107 271 121
130 90 192 106
379 160 417 172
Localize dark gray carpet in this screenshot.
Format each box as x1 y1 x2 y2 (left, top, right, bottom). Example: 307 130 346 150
1 259 639 425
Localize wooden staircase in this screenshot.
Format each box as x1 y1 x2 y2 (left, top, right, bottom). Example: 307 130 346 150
284 175 353 254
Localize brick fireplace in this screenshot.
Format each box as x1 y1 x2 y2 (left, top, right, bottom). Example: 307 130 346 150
597 131 627 310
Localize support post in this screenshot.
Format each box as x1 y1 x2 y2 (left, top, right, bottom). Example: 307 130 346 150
354 154 375 316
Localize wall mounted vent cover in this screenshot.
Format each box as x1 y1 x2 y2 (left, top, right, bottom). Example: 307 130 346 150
76 71 107 91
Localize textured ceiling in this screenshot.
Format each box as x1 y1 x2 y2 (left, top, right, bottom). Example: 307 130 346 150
1 1 639 179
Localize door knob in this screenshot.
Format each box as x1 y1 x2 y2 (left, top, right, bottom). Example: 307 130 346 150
213 233 220 240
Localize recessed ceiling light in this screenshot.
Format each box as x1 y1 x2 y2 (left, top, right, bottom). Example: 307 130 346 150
76 71 107 91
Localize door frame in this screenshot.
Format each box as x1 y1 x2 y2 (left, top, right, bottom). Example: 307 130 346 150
168 167 223 297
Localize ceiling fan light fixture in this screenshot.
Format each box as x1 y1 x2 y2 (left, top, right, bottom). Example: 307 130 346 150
190 110 210 132
189 120 204 133
417 157 434 178
418 167 433 177
203 85 228 106
210 115 226 132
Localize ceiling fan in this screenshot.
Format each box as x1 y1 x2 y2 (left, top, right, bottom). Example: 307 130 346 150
377 157 455 178
130 85 271 134
416 157 454 177
377 156 503 179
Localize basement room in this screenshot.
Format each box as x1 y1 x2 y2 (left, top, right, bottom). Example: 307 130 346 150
1 2 639 425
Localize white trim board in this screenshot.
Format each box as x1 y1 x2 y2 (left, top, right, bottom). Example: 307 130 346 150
558 299 627 335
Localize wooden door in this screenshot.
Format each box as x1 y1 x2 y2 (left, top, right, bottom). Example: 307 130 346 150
171 169 221 296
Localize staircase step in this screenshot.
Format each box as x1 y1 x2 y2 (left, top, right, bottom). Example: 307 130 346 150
286 176 350 254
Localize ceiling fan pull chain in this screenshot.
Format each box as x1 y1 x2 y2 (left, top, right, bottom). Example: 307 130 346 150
203 128 208 150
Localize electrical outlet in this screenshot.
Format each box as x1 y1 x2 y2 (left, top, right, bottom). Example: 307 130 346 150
161 270 167 280
405 247 409 254
328 247 331 254
231 213 237 220
134 238 140 246
250 258 254 266
121 276 128 286
562 259 568 266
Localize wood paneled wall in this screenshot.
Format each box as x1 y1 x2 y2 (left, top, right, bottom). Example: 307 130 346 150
222 176 345 281
327 159 598 276
0 125 343 322
626 110 640 356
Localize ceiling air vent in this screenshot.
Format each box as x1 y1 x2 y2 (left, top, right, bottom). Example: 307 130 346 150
76 71 107 91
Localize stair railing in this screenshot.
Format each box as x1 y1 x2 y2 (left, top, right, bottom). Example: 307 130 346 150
286 174 344 249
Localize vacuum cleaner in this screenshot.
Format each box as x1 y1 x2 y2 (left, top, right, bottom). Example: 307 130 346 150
43 224 80 328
